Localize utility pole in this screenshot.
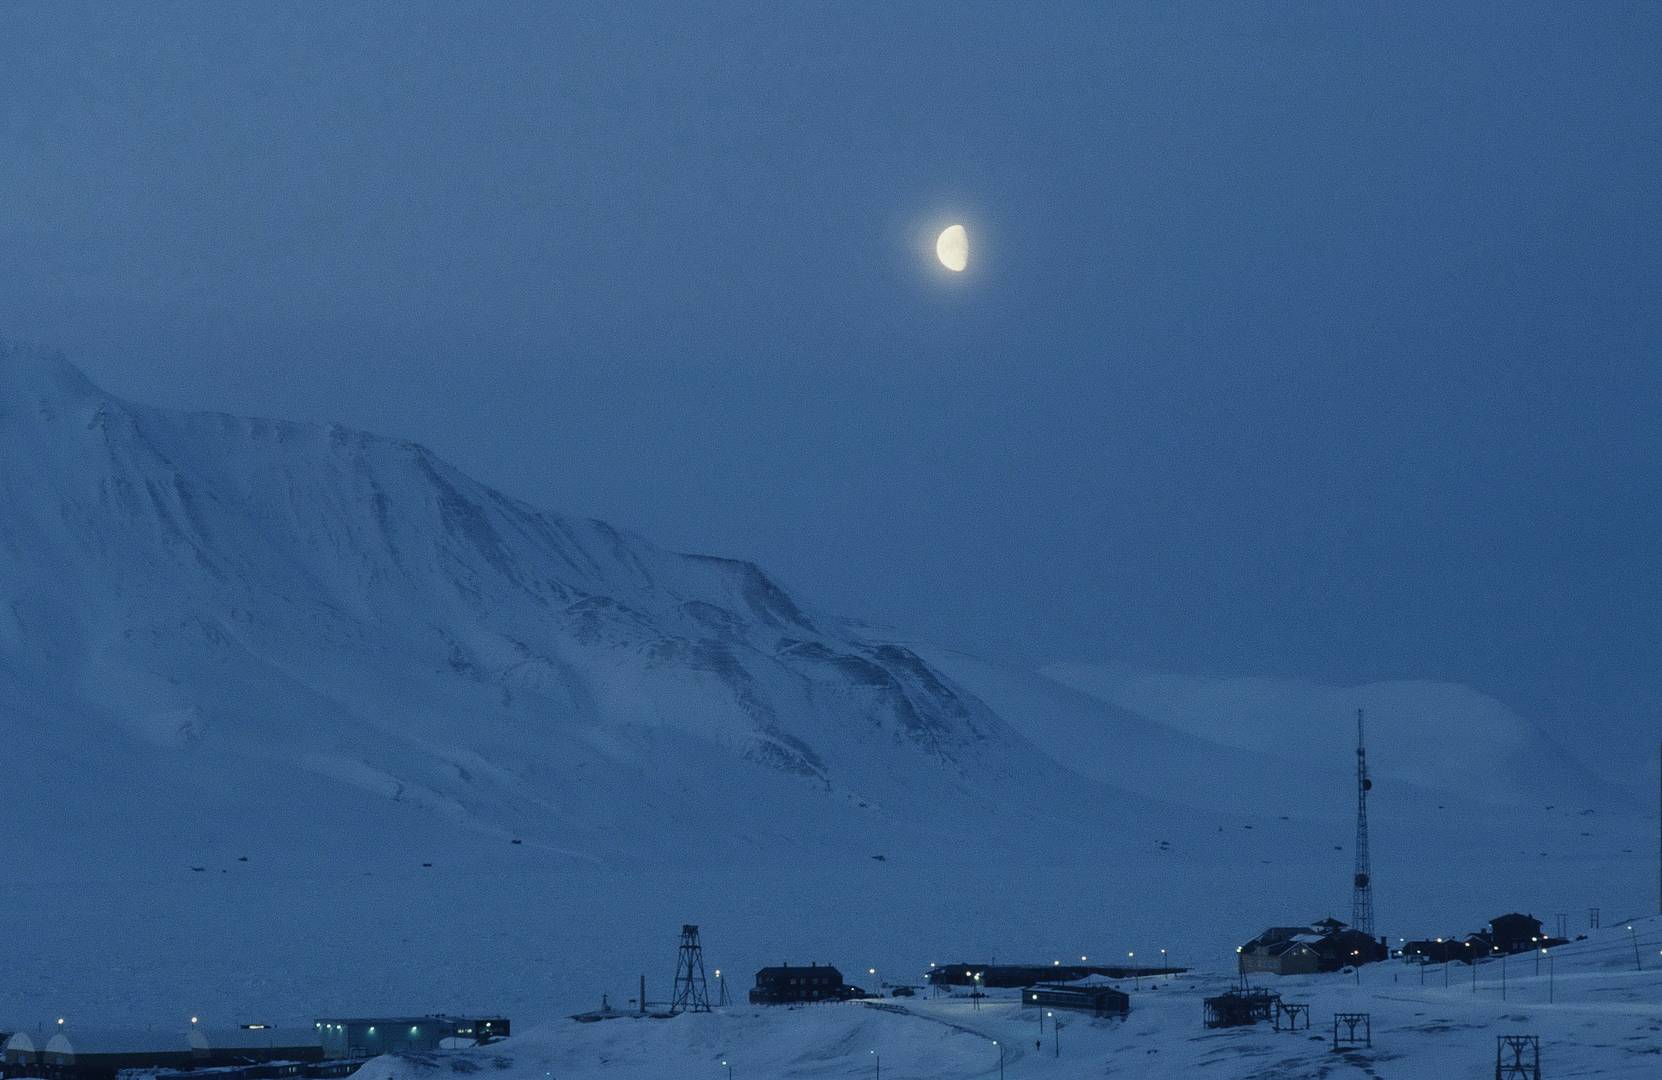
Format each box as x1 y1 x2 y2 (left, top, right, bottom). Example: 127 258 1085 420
1352 708 1375 936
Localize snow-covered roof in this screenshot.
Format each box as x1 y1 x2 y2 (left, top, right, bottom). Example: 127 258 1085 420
3 1031 48 1057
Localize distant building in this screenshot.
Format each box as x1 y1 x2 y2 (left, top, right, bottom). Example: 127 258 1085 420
927 960 1184 989
189 1026 322 1066
749 963 852 1004
314 1016 507 1058
1488 913 1545 953
1023 978 1130 1018
40 1030 196 1080
1405 913 1557 965
1239 918 1388 975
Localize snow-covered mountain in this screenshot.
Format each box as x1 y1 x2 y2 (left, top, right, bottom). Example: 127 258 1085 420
2 343 1651 1033
0 343 1105 869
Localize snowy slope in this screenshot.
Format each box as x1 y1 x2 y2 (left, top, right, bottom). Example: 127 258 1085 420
0 343 1104 870
1039 662 1619 804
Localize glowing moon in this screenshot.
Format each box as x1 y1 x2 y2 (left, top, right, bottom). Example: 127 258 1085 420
936 224 968 272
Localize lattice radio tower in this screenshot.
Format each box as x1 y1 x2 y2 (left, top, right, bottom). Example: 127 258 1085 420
670 924 712 1013
1351 708 1375 936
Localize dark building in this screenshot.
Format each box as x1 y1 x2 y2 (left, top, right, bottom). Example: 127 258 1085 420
1239 929 1323 976
1023 980 1130 1018
38 1030 196 1080
190 1026 323 1066
1239 918 1387 975
1488 913 1545 953
749 963 851 1004
927 961 1184 989
1402 938 1462 964
314 1016 507 1059
1405 913 1559 965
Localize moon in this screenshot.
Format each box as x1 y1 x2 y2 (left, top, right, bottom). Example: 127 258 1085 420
936 224 968 272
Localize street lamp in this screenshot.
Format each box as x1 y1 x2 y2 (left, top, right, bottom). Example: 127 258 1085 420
992 1040 1004 1080
1129 951 1138 989
720 1060 731 1080
1160 947 1168 979
869 1049 879 1080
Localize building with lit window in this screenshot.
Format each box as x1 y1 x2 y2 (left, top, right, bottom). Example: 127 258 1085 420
313 1016 507 1058
748 963 851 1004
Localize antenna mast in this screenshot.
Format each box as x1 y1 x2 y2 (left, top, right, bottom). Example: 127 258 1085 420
1351 708 1375 935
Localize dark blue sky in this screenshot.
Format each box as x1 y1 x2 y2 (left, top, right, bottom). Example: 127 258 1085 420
2 3 1657 735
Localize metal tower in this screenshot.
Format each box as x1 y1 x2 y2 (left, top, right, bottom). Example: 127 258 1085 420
1351 708 1375 935
670 924 712 1013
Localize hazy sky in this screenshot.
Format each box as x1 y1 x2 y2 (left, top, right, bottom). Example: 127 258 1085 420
2 3 1657 734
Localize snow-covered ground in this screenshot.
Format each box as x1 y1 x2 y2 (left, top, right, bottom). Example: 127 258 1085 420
355 916 1662 1079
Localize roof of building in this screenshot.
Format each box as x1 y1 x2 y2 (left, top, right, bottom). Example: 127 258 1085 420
3 1032 49 1054
189 1027 320 1051
1030 979 1128 996
45 1030 193 1057
314 1016 501 1026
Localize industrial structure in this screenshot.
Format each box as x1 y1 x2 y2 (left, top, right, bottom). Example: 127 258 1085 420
1352 708 1375 937
1203 988 1281 1029
670 924 713 1013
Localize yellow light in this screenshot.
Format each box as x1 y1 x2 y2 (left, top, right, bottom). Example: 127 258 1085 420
190 1017 198 1025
